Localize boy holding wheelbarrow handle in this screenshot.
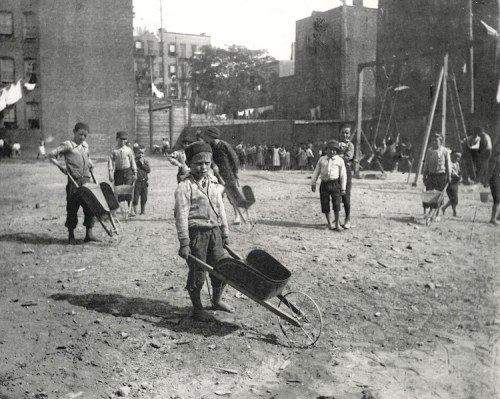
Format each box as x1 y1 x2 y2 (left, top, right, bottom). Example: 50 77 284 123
47 122 100 244
174 141 233 321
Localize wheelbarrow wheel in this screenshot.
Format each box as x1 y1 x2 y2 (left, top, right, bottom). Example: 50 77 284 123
96 213 123 246
277 291 323 347
228 207 256 234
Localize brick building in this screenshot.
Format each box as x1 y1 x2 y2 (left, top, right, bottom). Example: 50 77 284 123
291 1 377 121
0 0 135 155
375 0 500 150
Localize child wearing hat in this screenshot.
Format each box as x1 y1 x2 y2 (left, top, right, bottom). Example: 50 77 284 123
441 151 462 217
133 146 151 215
311 140 347 231
108 131 138 213
174 141 233 321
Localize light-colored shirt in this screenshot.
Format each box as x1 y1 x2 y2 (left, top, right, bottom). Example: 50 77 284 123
174 174 228 247
48 140 92 179
311 155 347 191
108 145 137 173
423 146 451 179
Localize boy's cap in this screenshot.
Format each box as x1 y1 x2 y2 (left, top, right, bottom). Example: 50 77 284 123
430 133 442 141
325 140 340 150
116 131 128 140
74 122 89 132
203 127 221 139
185 142 212 162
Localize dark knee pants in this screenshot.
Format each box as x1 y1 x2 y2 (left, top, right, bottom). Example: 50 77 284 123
133 180 148 207
65 177 94 230
320 180 341 214
185 227 225 293
446 183 459 206
342 165 352 218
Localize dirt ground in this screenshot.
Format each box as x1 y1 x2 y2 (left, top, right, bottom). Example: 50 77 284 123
0 156 499 399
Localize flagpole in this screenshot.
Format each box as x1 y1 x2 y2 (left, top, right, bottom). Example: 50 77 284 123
468 0 474 116
160 0 166 97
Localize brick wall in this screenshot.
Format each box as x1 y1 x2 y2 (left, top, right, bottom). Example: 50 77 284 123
39 0 136 156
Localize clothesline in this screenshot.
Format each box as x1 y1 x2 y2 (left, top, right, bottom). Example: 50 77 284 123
0 79 37 112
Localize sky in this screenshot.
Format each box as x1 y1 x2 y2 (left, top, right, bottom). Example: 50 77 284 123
133 0 378 60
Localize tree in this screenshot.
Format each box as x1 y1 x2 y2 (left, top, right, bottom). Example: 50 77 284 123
189 45 277 116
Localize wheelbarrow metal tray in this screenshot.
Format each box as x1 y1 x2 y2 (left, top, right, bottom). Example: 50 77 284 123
78 183 111 217
421 189 442 205
114 184 134 202
215 249 291 301
225 185 255 209
100 182 120 211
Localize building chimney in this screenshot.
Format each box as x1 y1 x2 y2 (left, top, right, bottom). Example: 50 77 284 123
353 0 363 6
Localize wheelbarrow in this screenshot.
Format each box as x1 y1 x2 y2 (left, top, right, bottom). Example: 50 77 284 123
188 245 323 347
67 171 123 245
224 184 257 233
422 183 448 226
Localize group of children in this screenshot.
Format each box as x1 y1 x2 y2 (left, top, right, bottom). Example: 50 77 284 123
48 122 500 323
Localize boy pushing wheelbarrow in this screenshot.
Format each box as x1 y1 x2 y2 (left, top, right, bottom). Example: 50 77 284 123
422 133 451 224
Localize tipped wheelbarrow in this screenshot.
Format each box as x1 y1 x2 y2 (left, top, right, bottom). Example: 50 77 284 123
188 245 323 347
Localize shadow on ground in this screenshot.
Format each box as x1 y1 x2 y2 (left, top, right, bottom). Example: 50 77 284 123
0 232 67 245
257 219 325 230
50 292 241 337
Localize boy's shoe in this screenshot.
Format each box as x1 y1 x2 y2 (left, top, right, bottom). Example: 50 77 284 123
140 205 146 215
343 220 351 229
68 229 77 245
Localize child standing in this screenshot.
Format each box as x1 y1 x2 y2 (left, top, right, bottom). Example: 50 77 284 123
174 141 233 321
133 146 151 215
442 151 462 217
311 140 347 231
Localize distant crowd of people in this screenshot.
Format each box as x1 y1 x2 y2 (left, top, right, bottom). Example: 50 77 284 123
0 138 21 159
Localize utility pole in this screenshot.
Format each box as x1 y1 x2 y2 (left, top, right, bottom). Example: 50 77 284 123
441 53 448 143
339 0 348 120
468 0 474 116
159 0 166 97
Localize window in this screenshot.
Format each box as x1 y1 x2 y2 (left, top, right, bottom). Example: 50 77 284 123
135 41 144 54
180 43 186 58
26 102 40 129
169 64 177 77
0 58 15 84
2 106 17 128
0 12 13 36
23 12 37 40
169 83 177 98
191 44 197 56
24 59 37 83
168 43 176 56
147 40 154 54
181 83 190 99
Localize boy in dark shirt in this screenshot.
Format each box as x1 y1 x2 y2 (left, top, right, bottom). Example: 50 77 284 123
133 146 151 215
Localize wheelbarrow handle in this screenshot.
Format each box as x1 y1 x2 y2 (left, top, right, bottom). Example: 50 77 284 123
90 168 98 184
223 244 244 261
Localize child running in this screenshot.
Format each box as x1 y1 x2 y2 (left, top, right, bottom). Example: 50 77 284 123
311 140 347 231
441 151 462 217
174 141 233 321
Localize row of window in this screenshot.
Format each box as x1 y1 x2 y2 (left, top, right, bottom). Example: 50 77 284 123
135 40 197 59
0 11 37 40
1 103 40 129
134 59 189 80
0 57 37 85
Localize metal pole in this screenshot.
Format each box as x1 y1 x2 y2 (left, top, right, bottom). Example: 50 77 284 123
159 0 166 97
354 65 363 177
149 55 154 96
340 0 348 120
442 53 448 143
413 66 444 186
468 0 474 115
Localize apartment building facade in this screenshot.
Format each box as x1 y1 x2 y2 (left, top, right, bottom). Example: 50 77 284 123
292 1 377 121
134 30 210 100
0 0 135 154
